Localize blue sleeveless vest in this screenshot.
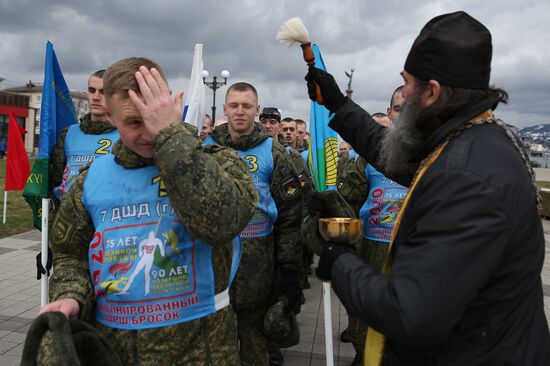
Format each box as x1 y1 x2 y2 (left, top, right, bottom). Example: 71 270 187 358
301 149 309 163
82 155 241 330
348 149 359 160
359 164 408 243
204 135 278 238
53 124 119 200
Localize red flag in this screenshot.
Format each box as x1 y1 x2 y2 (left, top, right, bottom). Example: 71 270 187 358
5 113 30 190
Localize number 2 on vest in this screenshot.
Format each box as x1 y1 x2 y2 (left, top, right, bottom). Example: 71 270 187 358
96 139 112 154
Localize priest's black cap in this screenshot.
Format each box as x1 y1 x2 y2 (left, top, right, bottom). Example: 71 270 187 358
404 11 492 89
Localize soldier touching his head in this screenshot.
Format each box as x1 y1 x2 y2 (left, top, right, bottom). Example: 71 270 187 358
39 57 257 366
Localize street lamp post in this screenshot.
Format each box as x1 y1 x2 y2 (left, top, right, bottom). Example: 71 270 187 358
202 70 230 121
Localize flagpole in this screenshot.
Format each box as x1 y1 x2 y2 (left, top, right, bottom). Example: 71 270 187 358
2 191 7 224
302 43 338 366
40 198 49 306
22 41 76 306
323 282 334 366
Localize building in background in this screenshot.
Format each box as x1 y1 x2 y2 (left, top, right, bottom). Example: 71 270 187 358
0 90 30 152
518 125 550 168
0 81 88 154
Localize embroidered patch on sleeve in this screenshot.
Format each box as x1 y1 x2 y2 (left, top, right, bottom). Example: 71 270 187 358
282 177 300 197
52 213 76 245
297 174 306 187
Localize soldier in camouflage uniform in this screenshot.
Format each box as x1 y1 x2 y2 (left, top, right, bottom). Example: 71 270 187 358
39 58 257 366
259 107 281 141
49 69 120 212
205 83 304 366
260 109 315 293
259 110 309 176
39 70 119 290
294 119 309 154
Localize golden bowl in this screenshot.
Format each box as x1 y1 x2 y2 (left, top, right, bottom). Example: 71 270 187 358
319 217 363 244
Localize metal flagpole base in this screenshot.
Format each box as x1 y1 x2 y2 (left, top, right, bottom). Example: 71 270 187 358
3 191 7 224
40 198 49 307
323 282 334 366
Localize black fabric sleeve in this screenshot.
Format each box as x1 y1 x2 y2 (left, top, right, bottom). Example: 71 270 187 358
330 168 508 349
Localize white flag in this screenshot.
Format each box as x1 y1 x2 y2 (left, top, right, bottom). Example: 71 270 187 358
183 44 207 135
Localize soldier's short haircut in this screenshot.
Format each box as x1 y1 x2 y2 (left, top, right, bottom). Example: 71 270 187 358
294 119 306 127
281 117 294 123
204 114 213 127
90 69 106 79
371 112 388 118
226 82 258 100
389 85 404 108
103 57 166 103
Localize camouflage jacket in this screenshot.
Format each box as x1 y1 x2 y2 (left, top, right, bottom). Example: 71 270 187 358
296 138 309 153
49 113 116 212
49 122 257 320
275 135 315 196
288 147 315 197
336 152 369 216
212 123 305 286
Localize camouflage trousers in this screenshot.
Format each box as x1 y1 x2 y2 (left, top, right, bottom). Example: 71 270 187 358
301 245 314 289
235 305 270 366
350 239 389 355
97 306 240 366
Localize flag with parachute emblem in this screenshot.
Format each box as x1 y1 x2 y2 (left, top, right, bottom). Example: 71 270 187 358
307 44 339 192
22 41 78 229
182 44 207 135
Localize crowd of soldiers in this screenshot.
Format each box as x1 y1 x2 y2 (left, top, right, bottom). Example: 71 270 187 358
28 51 405 365
25 9 549 366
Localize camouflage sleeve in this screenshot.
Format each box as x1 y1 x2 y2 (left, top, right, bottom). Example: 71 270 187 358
288 148 315 197
48 127 69 213
270 143 304 273
48 166 95 321
337 155 369 216
153 123 257 244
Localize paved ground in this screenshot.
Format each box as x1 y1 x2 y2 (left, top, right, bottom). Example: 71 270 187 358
1 222 550 366
0 230 355 366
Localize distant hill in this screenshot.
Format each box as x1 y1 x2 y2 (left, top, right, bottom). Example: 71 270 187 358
517 124 550 139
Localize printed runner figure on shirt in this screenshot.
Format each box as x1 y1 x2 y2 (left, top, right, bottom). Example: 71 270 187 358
119 230 165 296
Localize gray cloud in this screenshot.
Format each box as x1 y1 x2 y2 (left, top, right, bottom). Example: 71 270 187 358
1 0 548 127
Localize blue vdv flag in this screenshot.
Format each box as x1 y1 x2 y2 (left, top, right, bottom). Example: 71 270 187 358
23 41 78 229
307 44 339 192
38 41 78 159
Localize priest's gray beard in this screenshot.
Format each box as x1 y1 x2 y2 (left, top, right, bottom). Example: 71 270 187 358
378 90 442 179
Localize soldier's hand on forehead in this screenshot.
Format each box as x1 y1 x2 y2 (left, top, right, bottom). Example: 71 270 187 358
128 66 184 137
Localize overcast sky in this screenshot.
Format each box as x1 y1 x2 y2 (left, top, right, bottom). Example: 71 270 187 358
1 0 549 128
